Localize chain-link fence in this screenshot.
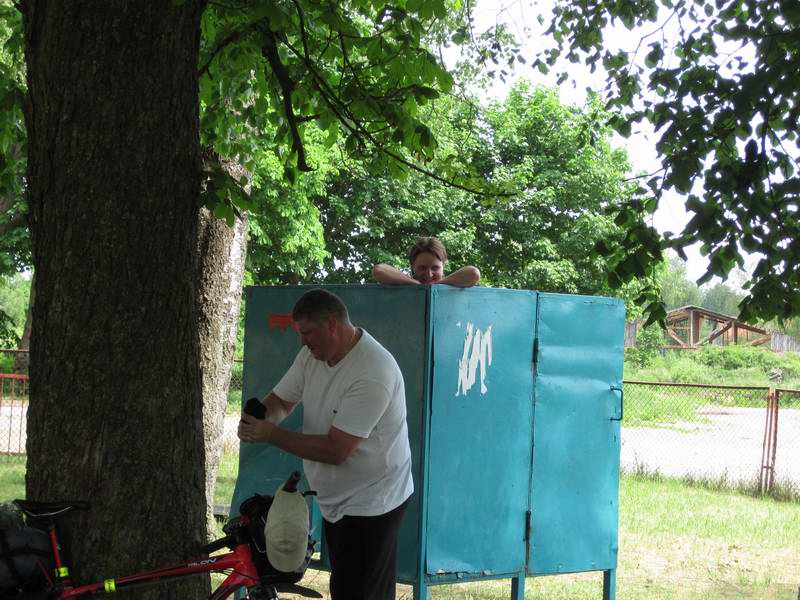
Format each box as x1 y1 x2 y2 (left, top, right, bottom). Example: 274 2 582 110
0 374 28 455
622 381 800 497
3 359 798 498
230 359 243 396
774 388 800 496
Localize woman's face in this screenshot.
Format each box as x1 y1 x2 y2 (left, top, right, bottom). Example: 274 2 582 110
411 252 444 283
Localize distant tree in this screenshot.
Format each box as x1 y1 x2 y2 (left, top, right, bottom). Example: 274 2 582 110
0 273 29 344
244 127 332 284
702 282 744 317
0 3 29 346
295 82 653 309
660 254 702 310
539 0 800 324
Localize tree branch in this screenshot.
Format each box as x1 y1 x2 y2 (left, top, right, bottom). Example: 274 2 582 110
260 29 310 171
199 28 248 79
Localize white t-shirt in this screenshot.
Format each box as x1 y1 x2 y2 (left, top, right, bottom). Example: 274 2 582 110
273 329 413 523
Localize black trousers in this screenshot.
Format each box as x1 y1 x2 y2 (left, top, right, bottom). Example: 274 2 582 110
323 498 410 600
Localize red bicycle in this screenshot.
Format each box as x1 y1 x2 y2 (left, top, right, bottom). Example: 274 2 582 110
5 473 320 599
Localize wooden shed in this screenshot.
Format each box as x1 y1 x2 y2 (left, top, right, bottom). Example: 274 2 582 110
664 305 770 349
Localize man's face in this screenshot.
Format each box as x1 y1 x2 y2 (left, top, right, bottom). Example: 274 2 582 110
295 316 336 362
411 251 444 284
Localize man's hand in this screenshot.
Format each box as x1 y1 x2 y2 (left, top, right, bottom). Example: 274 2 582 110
238 413 275 443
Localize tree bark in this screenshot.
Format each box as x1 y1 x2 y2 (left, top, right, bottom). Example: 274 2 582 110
197 206 247 535
23 3 210 598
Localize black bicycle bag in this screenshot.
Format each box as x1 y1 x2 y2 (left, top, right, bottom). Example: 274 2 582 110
0 526 53 594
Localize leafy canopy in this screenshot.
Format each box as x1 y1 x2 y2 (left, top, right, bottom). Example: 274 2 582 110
537 0 800 325
0 0 500 289
196 0 495 201
258 81 655 315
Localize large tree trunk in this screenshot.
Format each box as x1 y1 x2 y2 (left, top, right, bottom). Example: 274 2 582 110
23 3 210 598
197 207 247 534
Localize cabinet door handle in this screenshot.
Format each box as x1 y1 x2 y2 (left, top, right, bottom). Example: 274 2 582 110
610 385 623 421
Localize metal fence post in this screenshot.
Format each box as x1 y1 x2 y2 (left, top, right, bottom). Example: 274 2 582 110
759 388 778 495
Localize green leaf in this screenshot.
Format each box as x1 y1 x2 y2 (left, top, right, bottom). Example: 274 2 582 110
324 126 339 148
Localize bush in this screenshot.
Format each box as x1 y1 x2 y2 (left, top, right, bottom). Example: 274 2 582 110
692 345 781 372
669 359 710 383
0 352 14 373
625 324 664 369
625 342 800 386
692 345 800 380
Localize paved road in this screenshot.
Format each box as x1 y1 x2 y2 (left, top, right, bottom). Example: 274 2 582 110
621 406 800 487
0 400 26 455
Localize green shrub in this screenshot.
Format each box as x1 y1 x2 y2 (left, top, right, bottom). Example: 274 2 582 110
669 359 710 383
624 323 664 369
626 342 800 386
0 352 14 373
692 345 781 372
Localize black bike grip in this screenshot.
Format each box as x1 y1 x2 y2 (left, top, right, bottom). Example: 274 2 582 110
282 471 302 493
243 397 266 419
200 534 234 555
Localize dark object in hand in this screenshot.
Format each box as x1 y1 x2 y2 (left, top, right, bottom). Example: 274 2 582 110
244 397 266 419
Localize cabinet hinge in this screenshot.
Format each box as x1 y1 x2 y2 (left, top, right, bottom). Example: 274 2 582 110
524 510 532 542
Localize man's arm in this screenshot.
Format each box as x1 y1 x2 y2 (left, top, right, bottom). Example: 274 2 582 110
438 265 481 288
372 263 420 285
238 415 362 465
260 391 296 425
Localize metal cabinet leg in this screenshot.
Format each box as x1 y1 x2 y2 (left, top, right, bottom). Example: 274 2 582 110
603 569 616 600
414 580 430 600
511 575 525 600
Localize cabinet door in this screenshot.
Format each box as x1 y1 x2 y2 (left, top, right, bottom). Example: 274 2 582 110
232 284 429 582
529 293 624 575
425 287 536 577
232 285 309 510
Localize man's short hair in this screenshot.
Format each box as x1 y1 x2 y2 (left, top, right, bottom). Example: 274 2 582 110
292 289 349 324
408 236 447 266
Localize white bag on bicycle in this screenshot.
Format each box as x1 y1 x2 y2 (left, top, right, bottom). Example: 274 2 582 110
264 488 309 573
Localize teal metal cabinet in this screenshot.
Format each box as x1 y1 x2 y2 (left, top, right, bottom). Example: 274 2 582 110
231 285 624 599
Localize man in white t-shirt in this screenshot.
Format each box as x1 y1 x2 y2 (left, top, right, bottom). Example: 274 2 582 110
238 288 413 600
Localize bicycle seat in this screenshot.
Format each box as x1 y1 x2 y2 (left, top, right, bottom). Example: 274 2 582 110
14 499 91 519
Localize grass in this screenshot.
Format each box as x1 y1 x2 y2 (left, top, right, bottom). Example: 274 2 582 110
621 381 800 427
287 472 800 600
623 385 712 426
214 449 240 505
624 464 800 504
0 453 239 506
0 455 25 501
3 457 798 599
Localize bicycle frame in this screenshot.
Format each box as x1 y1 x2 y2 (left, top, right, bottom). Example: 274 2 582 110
54 541 261 599
13 473 316 600
15 503 285 600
